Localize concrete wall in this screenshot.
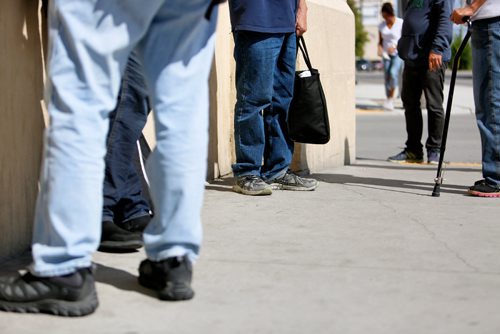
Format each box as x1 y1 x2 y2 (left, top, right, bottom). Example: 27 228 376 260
0 0 45 260
0 0 355 260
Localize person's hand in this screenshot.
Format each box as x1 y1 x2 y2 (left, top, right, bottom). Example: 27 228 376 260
451 7 473 24
429 52 442 71
296 0 308 36
387 46 396 55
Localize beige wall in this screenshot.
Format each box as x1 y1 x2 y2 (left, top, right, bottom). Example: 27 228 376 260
0 0 45 260
0 0 355 259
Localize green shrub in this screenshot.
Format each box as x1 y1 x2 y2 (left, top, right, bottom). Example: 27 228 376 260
347 0 369 58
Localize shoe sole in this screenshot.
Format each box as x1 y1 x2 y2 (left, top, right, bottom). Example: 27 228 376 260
270 183 319 191
467 189 500 198
0 290 98 317
138 276 194 301
232 184 272 196
388 159 424 164
98 240 143 252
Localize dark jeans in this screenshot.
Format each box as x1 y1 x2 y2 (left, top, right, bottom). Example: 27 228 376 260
401 64 446 154
232 31 296 180
102 51 151 223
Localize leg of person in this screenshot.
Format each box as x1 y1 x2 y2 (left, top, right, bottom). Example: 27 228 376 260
100 51 152 251
136 0 218 301
231 31 281 196
389 55 403 99
261 33 317 191
468 18 500 197
388 65 424 163
383 57 394 110
0 0 164 316
423 64 446 164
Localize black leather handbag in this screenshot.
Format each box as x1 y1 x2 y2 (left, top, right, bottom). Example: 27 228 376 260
287 36 330 144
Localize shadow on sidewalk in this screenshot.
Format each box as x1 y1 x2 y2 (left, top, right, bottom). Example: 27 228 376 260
355 160 481 173
314 172 467 196
94 263 156 298
205 178 234 192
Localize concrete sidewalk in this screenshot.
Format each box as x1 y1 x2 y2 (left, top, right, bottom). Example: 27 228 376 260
1 158 500 334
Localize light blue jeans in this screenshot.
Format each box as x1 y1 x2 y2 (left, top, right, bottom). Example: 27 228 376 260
471 17 500 188
31 0 217 276
383 54 403 98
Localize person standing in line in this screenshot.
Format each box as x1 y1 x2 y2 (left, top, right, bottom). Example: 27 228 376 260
388 0 453 164
0 0 222 316
451 0 500 197
378 2 404 111
99 51 153 252
229 0 319 196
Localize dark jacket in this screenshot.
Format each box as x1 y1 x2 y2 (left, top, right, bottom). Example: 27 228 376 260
397 0 453 68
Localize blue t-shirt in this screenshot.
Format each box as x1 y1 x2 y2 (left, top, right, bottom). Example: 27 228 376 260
228 0 298 33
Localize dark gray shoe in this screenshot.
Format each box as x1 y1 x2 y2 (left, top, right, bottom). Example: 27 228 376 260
233 175 272 196
0 268 98 317
268 171 318 191
138 256 195 301
121 214 152 233
388 150 424 163
99 221 143 252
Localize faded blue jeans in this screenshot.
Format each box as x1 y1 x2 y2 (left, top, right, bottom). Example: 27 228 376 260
31 0 217 276
103 50 151 225
383 54 403 98
472 17 500 188
232 31 296 181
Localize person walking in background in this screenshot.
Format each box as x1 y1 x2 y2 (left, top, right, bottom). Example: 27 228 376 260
229 0 319 196
451 0 500 197
378 2 403 111
0 0 221 316
388 0 453 164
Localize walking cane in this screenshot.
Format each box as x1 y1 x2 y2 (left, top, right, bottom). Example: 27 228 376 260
432 18 471 197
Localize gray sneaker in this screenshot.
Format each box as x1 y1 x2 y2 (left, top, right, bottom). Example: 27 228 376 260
268 171 318 191
233 175 272 196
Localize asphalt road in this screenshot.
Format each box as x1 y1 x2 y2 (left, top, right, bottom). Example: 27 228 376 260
356 69 481 165
356 70 473 88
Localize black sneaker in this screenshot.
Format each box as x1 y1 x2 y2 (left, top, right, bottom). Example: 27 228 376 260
99 221 143 252
121 214 152 233
388 150 424 163
0 267 98 317
267 170 318 191
427 150 440 165
233 175 272 196
138 256 194 301
468 179 500 198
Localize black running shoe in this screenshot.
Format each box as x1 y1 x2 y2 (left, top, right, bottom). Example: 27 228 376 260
138 256 194 301
388 150 424 163
468 179 500 198
121 214 152 233
0 267 98 317
427 149 440 165
99 220 143 252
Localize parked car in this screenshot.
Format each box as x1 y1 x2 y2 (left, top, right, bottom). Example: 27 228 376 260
371 59 384 71
356 58 372 72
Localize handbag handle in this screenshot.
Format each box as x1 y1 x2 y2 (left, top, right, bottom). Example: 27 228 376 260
297 36 314 71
